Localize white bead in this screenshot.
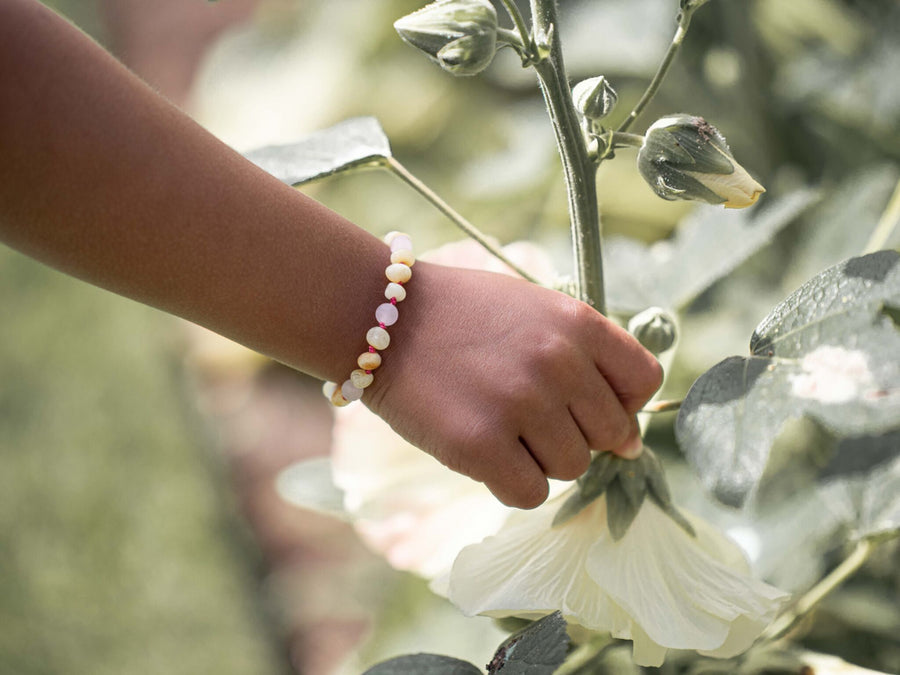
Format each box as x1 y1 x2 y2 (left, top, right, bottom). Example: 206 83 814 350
375 302 399 326
341 379 364 402
389 235 413 253
385 263 412 284
322 381 338 399
350 369 374 389
390 249 415 266
366 326 390 350
385 282 407 302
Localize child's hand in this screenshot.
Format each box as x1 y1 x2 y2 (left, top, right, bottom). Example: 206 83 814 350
365 262 664 509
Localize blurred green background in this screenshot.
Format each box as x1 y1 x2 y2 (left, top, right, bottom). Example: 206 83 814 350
2 0 899 673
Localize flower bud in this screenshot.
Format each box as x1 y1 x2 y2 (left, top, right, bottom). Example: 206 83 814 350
637 114 765 208
572 76 618 125
394 0 498 77
628 306 677 355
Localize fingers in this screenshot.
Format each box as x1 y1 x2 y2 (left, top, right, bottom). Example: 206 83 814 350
521 414 592 481
567 369 634 451
582 308 664 413
476 439 550 510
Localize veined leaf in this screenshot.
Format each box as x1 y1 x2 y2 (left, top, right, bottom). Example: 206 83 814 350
487 612 568 675
604 189 818 314
676 251 900 507
245 116 392 186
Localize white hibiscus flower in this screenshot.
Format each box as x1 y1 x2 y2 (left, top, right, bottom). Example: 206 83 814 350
439 490 789 667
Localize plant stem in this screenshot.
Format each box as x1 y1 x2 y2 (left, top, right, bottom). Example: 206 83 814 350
764 537 875 641
863 176 900 254
617 7 697 134
531 0 605 312
498 0 532 53
640 398 682 413
385 157 543 285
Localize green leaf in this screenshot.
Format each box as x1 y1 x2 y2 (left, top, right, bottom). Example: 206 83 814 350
676 251 900 507
604 189 818 314
487 612 568 675
244 116 392 186
363 654 483 675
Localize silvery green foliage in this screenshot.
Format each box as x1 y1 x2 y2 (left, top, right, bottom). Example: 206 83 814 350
394 0 498 76
244 117 391 186
676 250 900 508
361 612 568 675
603 189 818 314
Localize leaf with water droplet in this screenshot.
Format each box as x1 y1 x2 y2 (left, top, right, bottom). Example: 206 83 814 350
677 250 900 507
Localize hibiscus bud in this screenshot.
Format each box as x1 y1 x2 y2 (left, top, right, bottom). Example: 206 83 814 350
572 76 618 126
394 0 498 76
627 306 677 355
637 114 765 208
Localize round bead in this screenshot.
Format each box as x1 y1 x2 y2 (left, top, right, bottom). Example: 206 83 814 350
350 369 374 389
375 302 399 326
341 379 364 402
322 381 338 399
390 249 415 266
358 351 382 371
385 282 407 302
366 326 390 350
330 388 350 407
389 235 413 253
384 231 409 245
385 263 412 284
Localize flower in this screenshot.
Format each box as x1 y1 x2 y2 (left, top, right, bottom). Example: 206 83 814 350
637 114 765 208
394 0 499 76
440 490 788 667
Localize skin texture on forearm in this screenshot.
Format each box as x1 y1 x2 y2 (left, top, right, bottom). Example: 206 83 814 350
0 0 383 383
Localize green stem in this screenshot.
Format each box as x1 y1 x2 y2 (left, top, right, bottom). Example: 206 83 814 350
617 8 696 134
385 157 543 285
863 176 900 254
531 0 605 312
640 398 682 414
498 0 532 52
764 538 875 641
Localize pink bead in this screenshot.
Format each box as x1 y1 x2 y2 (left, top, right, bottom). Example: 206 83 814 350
389 235 413 253
375 302 399 326
341 380 364 402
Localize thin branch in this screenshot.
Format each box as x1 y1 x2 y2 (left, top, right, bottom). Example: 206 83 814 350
764 538 875 641
498 0 532 53
385 157 543 285
640 399 682 414
616 8 697 134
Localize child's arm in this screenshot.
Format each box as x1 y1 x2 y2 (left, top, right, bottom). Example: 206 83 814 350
0 0 662 508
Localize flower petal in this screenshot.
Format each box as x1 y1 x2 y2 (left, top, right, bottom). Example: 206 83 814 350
586 500 787 664
446 494 618 629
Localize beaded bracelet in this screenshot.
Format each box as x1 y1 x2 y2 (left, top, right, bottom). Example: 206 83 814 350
322 231 415 407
